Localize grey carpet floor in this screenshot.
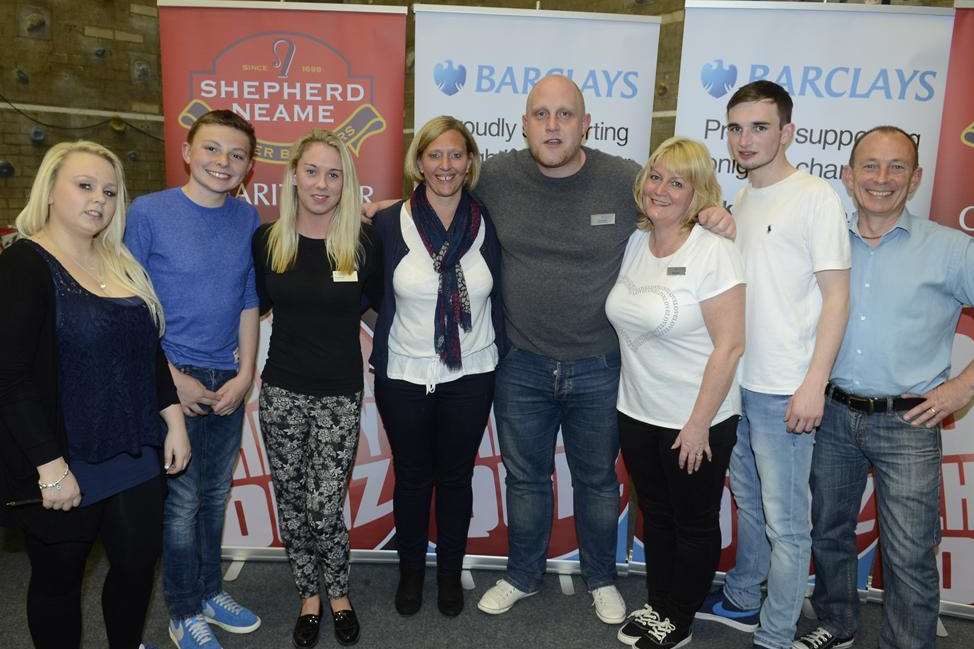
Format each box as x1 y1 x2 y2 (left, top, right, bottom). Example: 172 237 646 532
2 527 972 649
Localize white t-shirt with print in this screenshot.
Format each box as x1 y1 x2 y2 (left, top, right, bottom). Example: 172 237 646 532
733 169 851 394
606 225 745 429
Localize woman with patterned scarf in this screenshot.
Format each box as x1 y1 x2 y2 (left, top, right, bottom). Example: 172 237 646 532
370 116 506 619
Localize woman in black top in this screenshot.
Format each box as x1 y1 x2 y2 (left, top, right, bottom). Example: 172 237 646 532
252 129 382 648
0 140 190 649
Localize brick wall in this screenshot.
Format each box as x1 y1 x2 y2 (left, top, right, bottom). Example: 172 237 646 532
0 0 953 227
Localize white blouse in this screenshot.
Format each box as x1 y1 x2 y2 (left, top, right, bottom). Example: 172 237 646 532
387 203 498 392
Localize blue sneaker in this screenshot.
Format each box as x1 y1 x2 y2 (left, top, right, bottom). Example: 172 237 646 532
202 591 261 633
169 614 222 648
695 589 760 632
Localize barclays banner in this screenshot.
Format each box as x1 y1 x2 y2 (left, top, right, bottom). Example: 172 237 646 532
676 0 953 218
414 4 661 165
413 4 660 569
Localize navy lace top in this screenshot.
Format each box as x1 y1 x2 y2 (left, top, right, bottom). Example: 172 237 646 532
31 242 164 504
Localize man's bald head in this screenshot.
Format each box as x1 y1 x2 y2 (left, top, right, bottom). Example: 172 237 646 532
522 75 591 178
526 75 586 116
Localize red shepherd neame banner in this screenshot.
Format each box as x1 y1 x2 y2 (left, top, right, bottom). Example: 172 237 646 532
158 0 406 223
929 1 974 609
157 1 406 557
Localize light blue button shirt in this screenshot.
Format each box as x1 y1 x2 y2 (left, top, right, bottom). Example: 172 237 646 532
831 209 974 396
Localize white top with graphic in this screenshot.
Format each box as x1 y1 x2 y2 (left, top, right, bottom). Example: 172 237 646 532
733 170 851 394
606 225 745 429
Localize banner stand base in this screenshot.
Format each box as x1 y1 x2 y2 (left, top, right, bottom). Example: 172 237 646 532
221 548 630 578
222 559 246 582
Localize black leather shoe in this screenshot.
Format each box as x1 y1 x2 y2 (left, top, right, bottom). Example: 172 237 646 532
292 604 322 648
332 606 360 646
437 572 464 617
395 569 424 616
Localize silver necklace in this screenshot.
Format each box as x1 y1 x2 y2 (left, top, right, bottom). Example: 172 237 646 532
51 239 108 290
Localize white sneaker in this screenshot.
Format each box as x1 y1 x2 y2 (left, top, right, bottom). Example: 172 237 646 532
477 579 536 614
591 584 626 624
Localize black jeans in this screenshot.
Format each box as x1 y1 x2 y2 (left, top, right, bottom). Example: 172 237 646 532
24 473 164 649
375 371 495 574
619 411 737 628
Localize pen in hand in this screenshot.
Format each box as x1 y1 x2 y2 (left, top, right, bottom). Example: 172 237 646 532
4 498 43 508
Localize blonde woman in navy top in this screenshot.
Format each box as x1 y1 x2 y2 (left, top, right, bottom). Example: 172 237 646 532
0 141 190 649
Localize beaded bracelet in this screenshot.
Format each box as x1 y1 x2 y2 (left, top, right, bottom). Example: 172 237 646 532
38 466 70 491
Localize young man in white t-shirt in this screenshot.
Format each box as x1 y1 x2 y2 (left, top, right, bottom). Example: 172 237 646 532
695 81 850 649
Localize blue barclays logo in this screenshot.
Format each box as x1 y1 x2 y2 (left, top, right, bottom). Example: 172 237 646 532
434 60 467 96
433 60 639 99
699 59 938 102
701 59 737 99
475 66 639 98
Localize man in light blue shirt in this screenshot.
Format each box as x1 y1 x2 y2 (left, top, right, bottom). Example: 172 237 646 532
795 126 974 649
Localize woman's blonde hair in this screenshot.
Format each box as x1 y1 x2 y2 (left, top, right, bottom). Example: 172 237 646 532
266 129 362 274
405 116 481 189
16 140 165 332
633 136 722 232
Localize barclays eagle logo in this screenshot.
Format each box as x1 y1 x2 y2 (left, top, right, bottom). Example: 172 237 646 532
701 59 737 99
434 60 466 96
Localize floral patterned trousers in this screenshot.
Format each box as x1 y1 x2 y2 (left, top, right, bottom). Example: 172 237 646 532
259 383 362 600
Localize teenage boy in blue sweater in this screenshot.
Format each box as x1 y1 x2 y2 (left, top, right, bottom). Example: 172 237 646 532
125 109 261 649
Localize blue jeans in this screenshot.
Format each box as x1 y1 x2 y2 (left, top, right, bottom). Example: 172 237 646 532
725 388 814 649
810 397 941 649
493 346 621 593
163 366 244 620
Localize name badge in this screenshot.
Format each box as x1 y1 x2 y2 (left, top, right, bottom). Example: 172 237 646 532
333 270 358 282
667 267 686 276
590 213 616 226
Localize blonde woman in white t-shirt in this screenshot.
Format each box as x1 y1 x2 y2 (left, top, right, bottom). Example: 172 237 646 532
605 136 745 649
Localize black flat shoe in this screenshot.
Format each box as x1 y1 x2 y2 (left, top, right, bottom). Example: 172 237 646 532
437 572 464 617
395 569 424 616
292 605 322 648
332 607 360 646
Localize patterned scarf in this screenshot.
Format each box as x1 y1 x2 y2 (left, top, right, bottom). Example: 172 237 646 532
409 183 481 370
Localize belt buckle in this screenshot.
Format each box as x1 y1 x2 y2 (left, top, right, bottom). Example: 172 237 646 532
848 395 875 415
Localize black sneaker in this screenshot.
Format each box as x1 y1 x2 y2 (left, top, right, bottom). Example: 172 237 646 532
633 617 692 649
617 604 663 645
792 627 854 649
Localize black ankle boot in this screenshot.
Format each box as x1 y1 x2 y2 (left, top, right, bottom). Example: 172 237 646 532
395 569 424 616
437 571 464 617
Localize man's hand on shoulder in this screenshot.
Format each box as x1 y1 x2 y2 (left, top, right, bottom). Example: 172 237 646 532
362 198 399 224
698 206 736 240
